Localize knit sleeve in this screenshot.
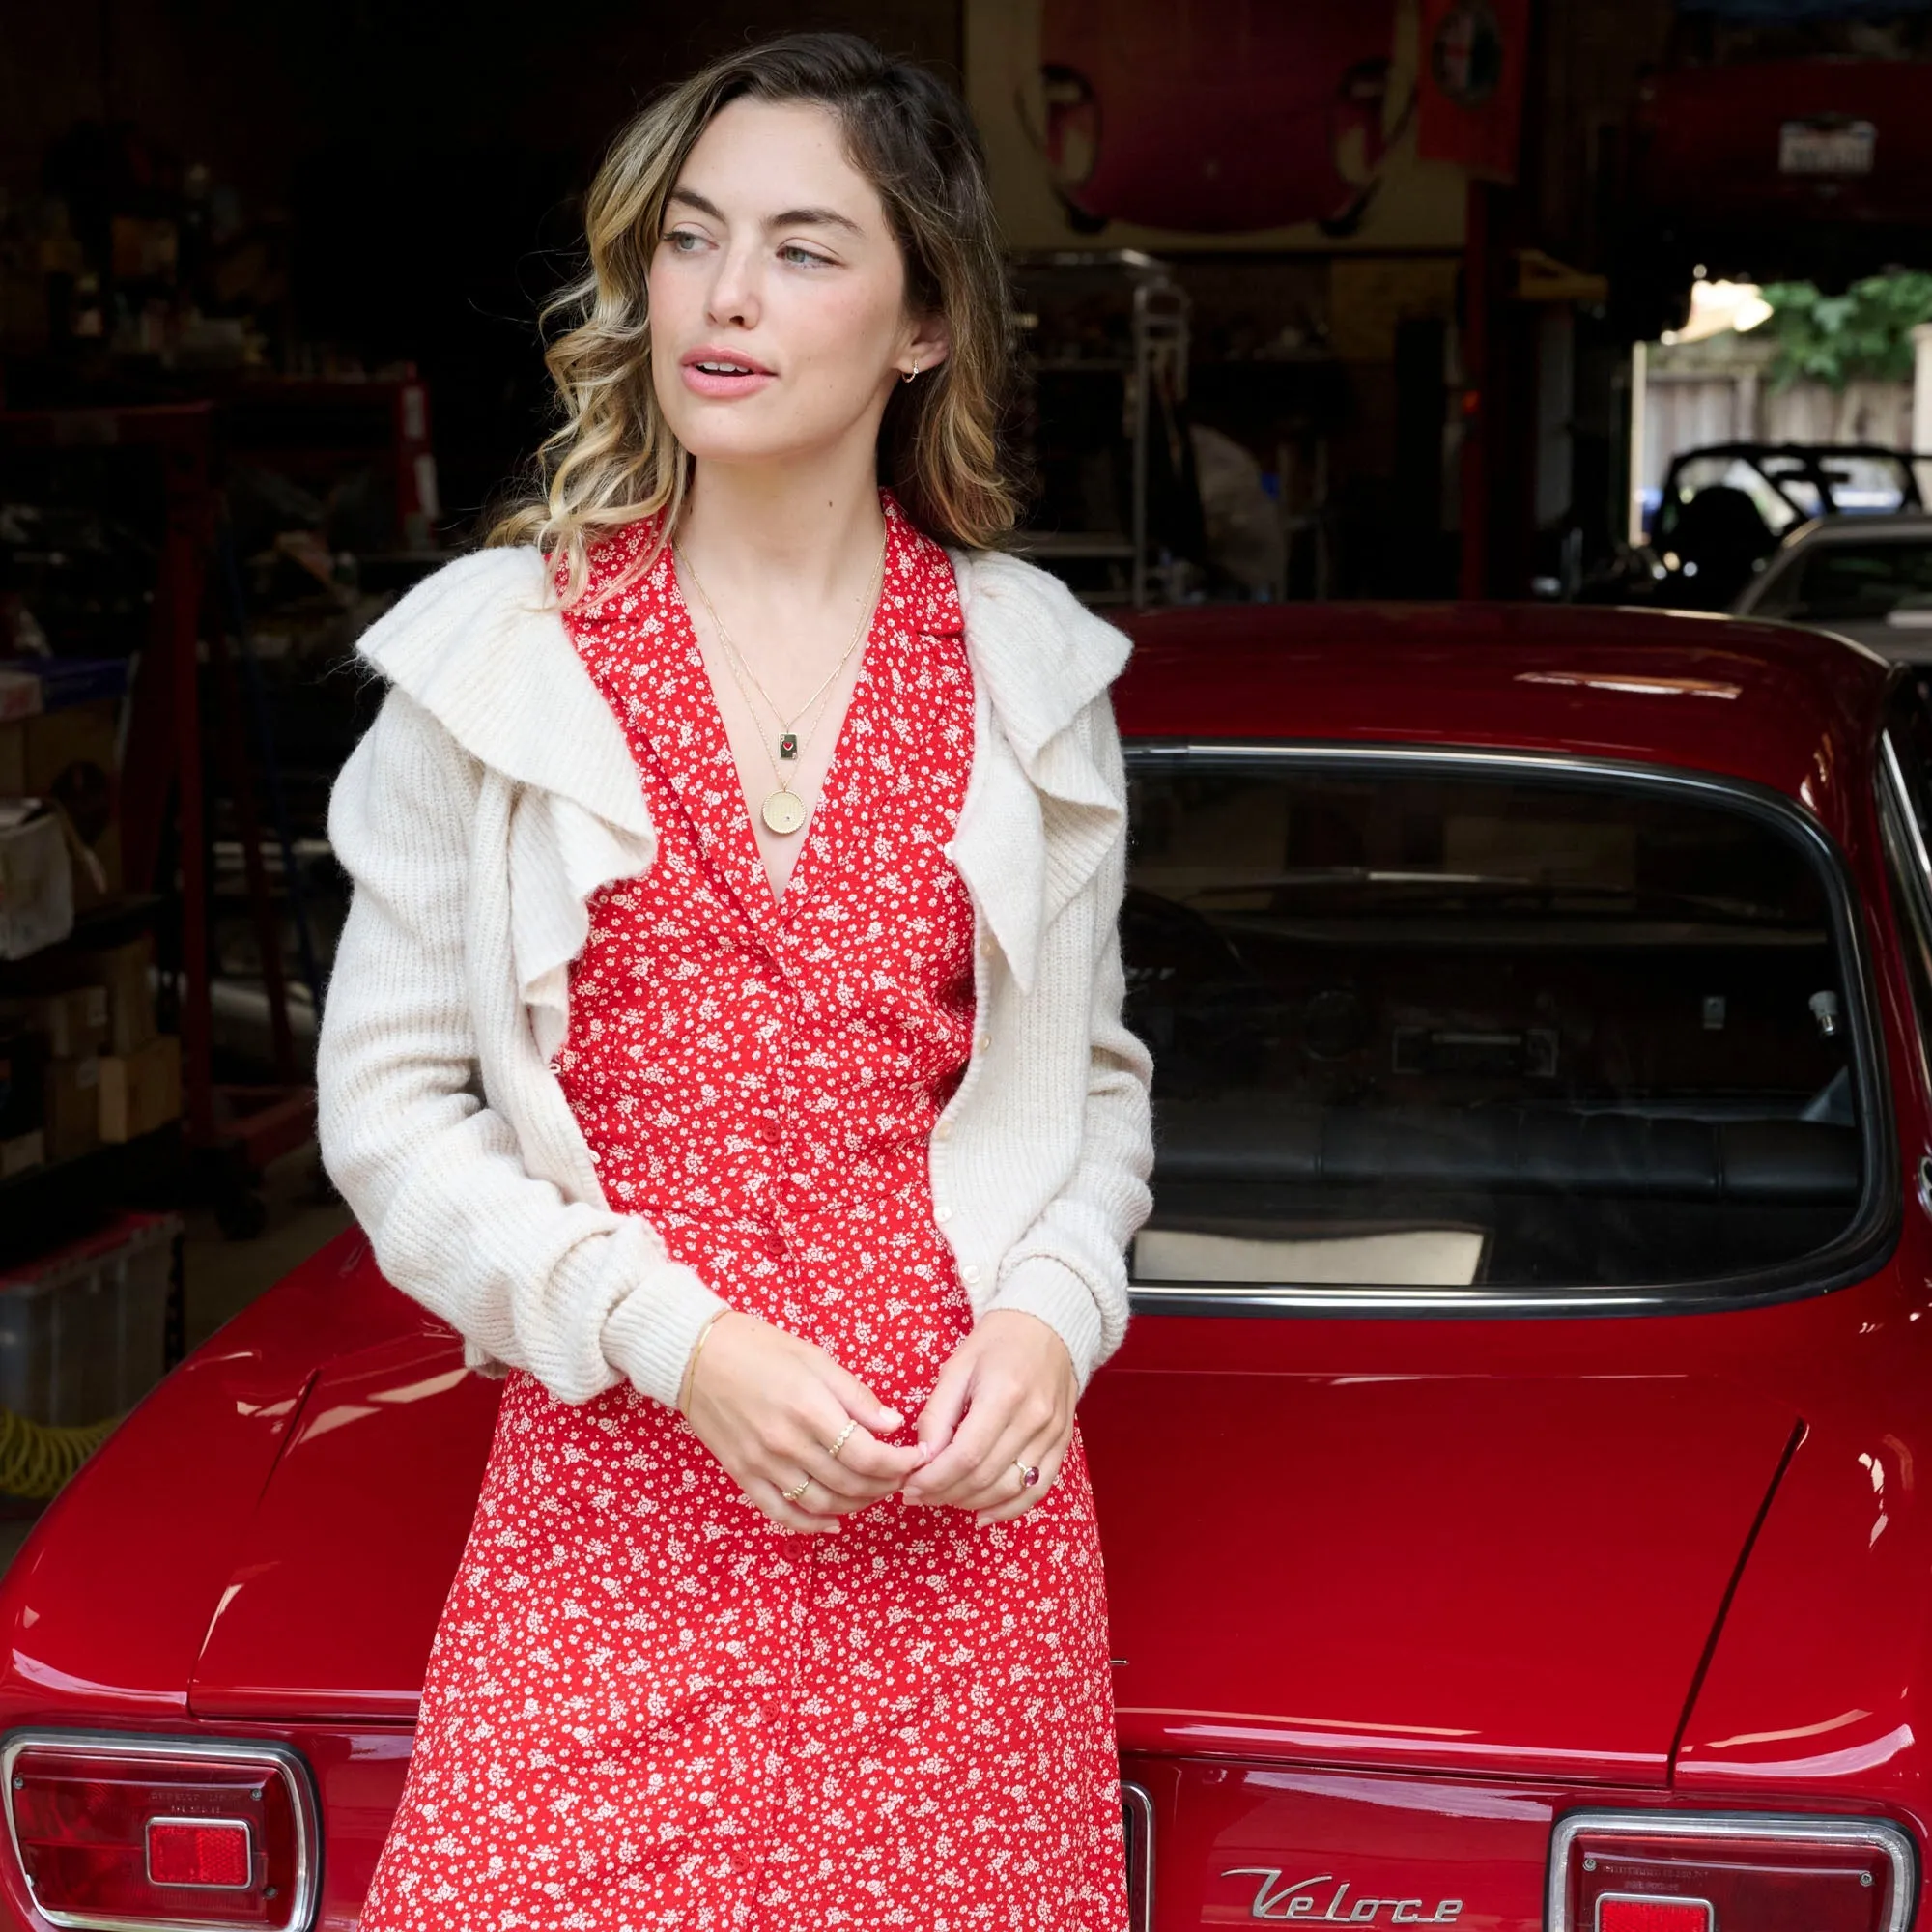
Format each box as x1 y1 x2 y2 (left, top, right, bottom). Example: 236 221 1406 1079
983 692 1154 1386
315 686 728 1407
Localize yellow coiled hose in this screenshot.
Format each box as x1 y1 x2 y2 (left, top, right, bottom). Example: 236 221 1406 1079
0 1407 123 1500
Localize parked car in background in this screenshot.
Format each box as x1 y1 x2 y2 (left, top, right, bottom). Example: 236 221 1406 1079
1583 441 1926 611
1734 510 1932 661
7 605 1932 1931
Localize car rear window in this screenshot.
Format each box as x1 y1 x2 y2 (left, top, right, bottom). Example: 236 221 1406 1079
1122 753 1881 1307
1754 539 1932 623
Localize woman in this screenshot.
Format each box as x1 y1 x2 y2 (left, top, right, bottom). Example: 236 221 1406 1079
317 29 1153 1932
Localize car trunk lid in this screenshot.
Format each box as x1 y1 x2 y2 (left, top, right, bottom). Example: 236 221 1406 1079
1083 1339 1800 1787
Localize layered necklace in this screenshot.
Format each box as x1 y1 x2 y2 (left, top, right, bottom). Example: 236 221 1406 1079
673 529 887 835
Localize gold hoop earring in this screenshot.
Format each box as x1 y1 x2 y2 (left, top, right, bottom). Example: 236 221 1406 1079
900 358 919 384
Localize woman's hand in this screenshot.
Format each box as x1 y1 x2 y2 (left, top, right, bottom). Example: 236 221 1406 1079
683 1311 927 1533
902 1310 1077 1525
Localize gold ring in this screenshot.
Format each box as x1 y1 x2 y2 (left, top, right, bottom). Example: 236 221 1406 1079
780 1474 812 1504
826 1420 857 1462
1014 1460 1040 1492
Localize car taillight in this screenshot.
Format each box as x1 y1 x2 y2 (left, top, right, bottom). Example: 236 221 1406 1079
1 1731 317 1931
1551 1811 1918 1932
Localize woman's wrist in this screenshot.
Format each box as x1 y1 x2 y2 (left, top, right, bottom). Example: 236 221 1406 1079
675 1308 730 1415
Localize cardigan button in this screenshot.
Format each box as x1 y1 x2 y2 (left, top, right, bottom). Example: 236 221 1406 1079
935 1204 953 1224
933 1121 951 1141
975 1033 991 1054
962 1264 980 1284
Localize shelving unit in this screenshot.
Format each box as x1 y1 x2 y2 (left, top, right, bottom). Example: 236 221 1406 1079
0 405 316 1238
1008 249 1194 609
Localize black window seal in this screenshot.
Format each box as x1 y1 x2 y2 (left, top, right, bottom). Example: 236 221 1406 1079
1121 738 1901 1321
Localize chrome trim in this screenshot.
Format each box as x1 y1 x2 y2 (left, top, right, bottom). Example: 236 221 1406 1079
142 1817 253 1891
1122 739 1901 1319
1548 1808 1918 1932
1122 1780 1155 1932
1593 1893 1712 1932
0 1728 319 1932
1882 733 1932 886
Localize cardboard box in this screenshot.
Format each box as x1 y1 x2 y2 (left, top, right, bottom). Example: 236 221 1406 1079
0 985 108 1059
42 1055 100 1162
80 934 156 1056
0 805 73 960
98 1035 181 1143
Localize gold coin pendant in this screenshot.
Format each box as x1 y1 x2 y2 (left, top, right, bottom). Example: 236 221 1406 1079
760 789 808 835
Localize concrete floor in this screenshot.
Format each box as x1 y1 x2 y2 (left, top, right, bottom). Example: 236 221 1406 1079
0 1142 355 1573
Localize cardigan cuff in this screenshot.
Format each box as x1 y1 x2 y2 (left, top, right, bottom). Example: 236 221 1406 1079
600 1268 733 1410
985 1254 1106 1390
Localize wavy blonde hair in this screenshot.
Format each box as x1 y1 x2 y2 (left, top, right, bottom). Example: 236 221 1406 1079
488 31 1025 603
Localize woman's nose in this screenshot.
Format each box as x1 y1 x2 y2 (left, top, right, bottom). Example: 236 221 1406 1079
704 245 762 329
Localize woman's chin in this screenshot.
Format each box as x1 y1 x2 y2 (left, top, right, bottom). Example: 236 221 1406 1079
674 420 871 472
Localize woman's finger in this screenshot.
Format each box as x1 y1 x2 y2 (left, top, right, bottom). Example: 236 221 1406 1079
751 1472 845 1534
906 1378 1020 1503
972 1436 1068 1526
935 1411 1055 1512
819 1358 906 1438
909 1350 975 1477
808 1423 924 1500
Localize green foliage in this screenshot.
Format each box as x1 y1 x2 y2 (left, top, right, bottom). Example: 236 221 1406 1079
1758 272 1932 391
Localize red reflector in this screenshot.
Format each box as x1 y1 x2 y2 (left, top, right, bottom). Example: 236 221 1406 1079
3 1739 309 1928
1599 1898 1714 1932
147 1817 253 1888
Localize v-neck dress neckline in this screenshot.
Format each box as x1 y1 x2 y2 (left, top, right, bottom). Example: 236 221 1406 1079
660 523 887 924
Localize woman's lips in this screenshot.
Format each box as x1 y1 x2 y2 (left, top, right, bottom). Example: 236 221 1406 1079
680 361 777 400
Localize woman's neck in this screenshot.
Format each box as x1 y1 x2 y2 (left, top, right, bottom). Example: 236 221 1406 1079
674 451 889 616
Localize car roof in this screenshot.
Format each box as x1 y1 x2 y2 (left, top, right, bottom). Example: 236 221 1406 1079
1111 601 1894 827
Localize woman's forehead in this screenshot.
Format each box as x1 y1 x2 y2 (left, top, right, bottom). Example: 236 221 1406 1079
675 100 880 227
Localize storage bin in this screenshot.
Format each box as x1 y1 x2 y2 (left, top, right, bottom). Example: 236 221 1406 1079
0 1213 179 1426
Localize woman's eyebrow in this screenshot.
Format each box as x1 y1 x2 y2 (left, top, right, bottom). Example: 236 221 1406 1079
668 186 865 236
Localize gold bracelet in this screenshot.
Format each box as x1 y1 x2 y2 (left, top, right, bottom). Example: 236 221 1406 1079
676 1309 728 1416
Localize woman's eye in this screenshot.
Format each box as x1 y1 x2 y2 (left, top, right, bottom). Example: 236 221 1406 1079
666 231 704 253
781 244 832 268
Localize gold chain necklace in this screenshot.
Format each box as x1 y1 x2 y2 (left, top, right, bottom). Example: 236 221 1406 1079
673 533 886 835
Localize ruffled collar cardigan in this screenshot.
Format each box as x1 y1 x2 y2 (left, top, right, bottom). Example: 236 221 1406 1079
315 538 1155 1412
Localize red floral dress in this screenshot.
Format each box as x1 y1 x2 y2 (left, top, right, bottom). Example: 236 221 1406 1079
355 488 1127 1932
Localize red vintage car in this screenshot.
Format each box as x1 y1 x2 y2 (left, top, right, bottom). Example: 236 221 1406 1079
4 603 1931 1932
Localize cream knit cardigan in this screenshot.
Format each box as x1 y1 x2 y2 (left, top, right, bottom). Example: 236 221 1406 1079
315 539 1155 1412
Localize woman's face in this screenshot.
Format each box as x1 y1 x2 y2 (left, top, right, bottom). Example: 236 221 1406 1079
647 98 949 469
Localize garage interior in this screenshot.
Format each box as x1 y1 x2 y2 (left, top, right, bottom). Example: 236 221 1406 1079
0 0 1928 1566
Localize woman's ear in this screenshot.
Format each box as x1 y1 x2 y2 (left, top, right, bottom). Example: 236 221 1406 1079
903 312 952 377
